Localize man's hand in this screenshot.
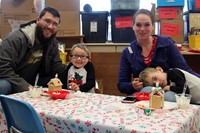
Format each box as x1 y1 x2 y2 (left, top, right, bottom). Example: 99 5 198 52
28 85 34 91
132 78 143 91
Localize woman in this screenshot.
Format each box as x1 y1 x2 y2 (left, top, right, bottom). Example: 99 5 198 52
117 9 200 101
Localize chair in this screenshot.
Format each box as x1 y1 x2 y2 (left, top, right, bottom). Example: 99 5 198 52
0 95 45 133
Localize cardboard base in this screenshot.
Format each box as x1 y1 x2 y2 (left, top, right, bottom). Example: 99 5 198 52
150 95 164 109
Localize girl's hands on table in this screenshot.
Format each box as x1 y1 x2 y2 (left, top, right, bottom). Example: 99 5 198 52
69 82 80 92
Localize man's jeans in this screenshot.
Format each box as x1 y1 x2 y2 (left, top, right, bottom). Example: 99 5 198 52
0 79 12 94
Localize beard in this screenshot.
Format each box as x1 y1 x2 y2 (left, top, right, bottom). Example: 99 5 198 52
35 24 57 44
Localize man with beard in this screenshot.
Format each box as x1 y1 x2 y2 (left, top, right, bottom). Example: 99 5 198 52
0 7 68 94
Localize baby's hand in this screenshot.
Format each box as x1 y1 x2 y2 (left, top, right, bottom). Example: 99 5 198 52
163 85 170 91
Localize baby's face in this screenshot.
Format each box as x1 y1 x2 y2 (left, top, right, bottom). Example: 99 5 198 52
148 71 168 88
70 47 89 68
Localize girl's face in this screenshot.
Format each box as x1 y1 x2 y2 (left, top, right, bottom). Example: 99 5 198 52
148 71 168 88
70 47 89 68
133 14 154 41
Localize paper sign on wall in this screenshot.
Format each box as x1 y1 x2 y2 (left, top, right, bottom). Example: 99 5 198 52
115 16 132 28
90 21 97 32
158 7 177 19
196 0 200 8
160 23 179 36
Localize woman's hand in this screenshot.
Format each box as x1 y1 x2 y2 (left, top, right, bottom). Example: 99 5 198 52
132 78 143 91
69 82 80 92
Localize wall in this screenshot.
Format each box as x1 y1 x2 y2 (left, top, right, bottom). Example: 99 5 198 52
91 52 126 96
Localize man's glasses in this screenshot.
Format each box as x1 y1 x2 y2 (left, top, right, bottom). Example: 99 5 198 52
71 55 89 60
41 18 60 28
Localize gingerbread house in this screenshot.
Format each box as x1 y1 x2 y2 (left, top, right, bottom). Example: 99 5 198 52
47 77 63 92
149 84 164 109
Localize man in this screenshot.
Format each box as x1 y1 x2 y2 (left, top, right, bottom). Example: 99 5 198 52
0 7 67 94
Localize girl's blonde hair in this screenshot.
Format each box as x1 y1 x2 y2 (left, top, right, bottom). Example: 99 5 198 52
70 43 91 59
139 67 157 87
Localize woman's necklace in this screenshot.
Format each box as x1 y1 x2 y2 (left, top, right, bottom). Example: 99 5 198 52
144 57 149 61
143 47 154 61
142 36 157 66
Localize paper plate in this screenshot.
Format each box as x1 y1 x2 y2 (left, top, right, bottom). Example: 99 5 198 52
135 101 177 110
41 90 49 96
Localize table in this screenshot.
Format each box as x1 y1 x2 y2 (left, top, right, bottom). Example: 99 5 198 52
0 91 200 133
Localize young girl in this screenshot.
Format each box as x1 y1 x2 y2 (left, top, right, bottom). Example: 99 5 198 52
139 67 200 104
65 43 95 93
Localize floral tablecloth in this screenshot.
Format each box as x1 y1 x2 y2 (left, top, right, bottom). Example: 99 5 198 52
0 91 200 133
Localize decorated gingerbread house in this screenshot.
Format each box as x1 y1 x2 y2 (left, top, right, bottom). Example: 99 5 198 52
47 76 63 92
149 83 164 109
